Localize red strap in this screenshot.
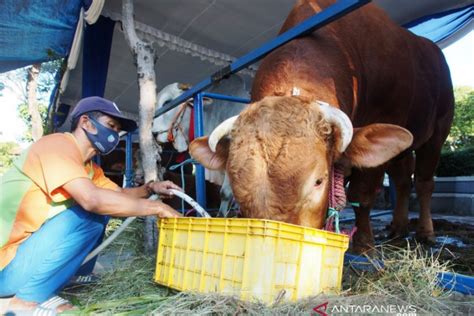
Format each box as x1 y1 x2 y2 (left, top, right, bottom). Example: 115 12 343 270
330 164 346 210
175 152 186 163
188 106 195 142
167 130 175 143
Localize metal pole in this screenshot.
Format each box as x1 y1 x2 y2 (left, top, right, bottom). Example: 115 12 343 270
125 132 134 188
194 93 207 210
339 210 393 223
154 0 370 118
202 92 251 104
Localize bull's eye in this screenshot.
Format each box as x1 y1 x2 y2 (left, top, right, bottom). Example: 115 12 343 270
315 178 323 186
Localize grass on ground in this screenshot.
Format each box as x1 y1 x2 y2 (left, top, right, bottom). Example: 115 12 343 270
62 218 474 315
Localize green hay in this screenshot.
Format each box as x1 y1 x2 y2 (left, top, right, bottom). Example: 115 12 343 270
102 218 142 255
341 243 474 315
63 220 474 315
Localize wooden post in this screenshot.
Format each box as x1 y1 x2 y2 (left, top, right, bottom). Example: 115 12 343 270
122 0 161 253
26 63 44 141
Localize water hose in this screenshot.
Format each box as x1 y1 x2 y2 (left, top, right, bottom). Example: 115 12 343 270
81 190 209 265
168 189 211 218
169 158 198 213
83 216 136 264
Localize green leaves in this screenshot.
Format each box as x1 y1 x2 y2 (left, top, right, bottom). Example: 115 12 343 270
444 86 474 151
16 102 48 142
0 141 20 174
437 146 474 176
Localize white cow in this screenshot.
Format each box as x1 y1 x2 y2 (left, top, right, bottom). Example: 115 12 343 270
152 82 191 153
152 75 249 215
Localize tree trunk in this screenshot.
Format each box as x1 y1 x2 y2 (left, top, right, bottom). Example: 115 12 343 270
26 63 43 141
122 0 162 254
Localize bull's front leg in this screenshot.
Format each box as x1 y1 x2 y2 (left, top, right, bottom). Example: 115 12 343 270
386 153 415 239
414 139 443 244
348 168 384 254
414 176 435 243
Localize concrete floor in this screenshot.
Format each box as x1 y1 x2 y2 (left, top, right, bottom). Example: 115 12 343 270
339 208 474 228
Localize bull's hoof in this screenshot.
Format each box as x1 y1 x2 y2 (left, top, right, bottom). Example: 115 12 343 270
415 232 436 245
351 244 375 255
351 231 375 255
387 226 409 240
351 238 375 255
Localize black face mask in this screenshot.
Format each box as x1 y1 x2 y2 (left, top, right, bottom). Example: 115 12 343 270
82 116 120 155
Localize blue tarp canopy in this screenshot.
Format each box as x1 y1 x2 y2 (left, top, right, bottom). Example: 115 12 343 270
1 1 472 76
406 4 473 44
0 0 472 113
0 0 88 73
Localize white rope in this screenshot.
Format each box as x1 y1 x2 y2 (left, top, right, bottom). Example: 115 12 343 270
158 0 216 60
119 110 139 121
60 8 84 93
102 9 257 77
68 8 84 71
60 0 105 94
85 0 105 25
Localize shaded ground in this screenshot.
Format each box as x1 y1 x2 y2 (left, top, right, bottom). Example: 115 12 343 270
411 218 474 274
338 209 474 274
60 213 474 315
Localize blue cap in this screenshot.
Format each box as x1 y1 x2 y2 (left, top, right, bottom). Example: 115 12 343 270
70 96 137 132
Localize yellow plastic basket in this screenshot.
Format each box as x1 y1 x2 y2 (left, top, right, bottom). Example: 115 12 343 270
155 217 349 303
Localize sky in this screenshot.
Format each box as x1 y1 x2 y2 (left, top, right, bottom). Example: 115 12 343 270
442 30 474 87
0 30 473 145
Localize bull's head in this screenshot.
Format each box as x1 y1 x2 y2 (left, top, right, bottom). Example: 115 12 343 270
152 82 191 152
190 96 412 228
153 83 213 153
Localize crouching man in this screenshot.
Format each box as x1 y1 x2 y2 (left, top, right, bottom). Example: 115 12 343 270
0 97 182 314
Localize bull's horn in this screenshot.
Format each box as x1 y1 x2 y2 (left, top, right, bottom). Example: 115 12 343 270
208 116 239 152
316 102 353 152
157 83 185 107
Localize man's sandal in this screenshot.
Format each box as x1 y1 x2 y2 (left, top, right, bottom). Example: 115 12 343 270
65 274 100 288
5 296 73 316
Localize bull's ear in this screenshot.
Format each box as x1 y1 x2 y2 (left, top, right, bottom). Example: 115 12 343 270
339 124 413 168
189 136 230 170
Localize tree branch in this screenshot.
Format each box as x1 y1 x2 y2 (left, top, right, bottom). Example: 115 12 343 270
27 63 44 141
122 0 140 52
122 0 162 254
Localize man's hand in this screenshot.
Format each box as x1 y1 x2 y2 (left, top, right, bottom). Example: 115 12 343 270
150 180 183 199
156 202 182 218
64 178 183 218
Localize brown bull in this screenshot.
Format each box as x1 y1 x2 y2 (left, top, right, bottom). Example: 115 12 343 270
190 0 454 253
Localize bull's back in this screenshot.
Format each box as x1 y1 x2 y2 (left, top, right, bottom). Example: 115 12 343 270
395 36 454 148
352 27 454 147
252 0 454 149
